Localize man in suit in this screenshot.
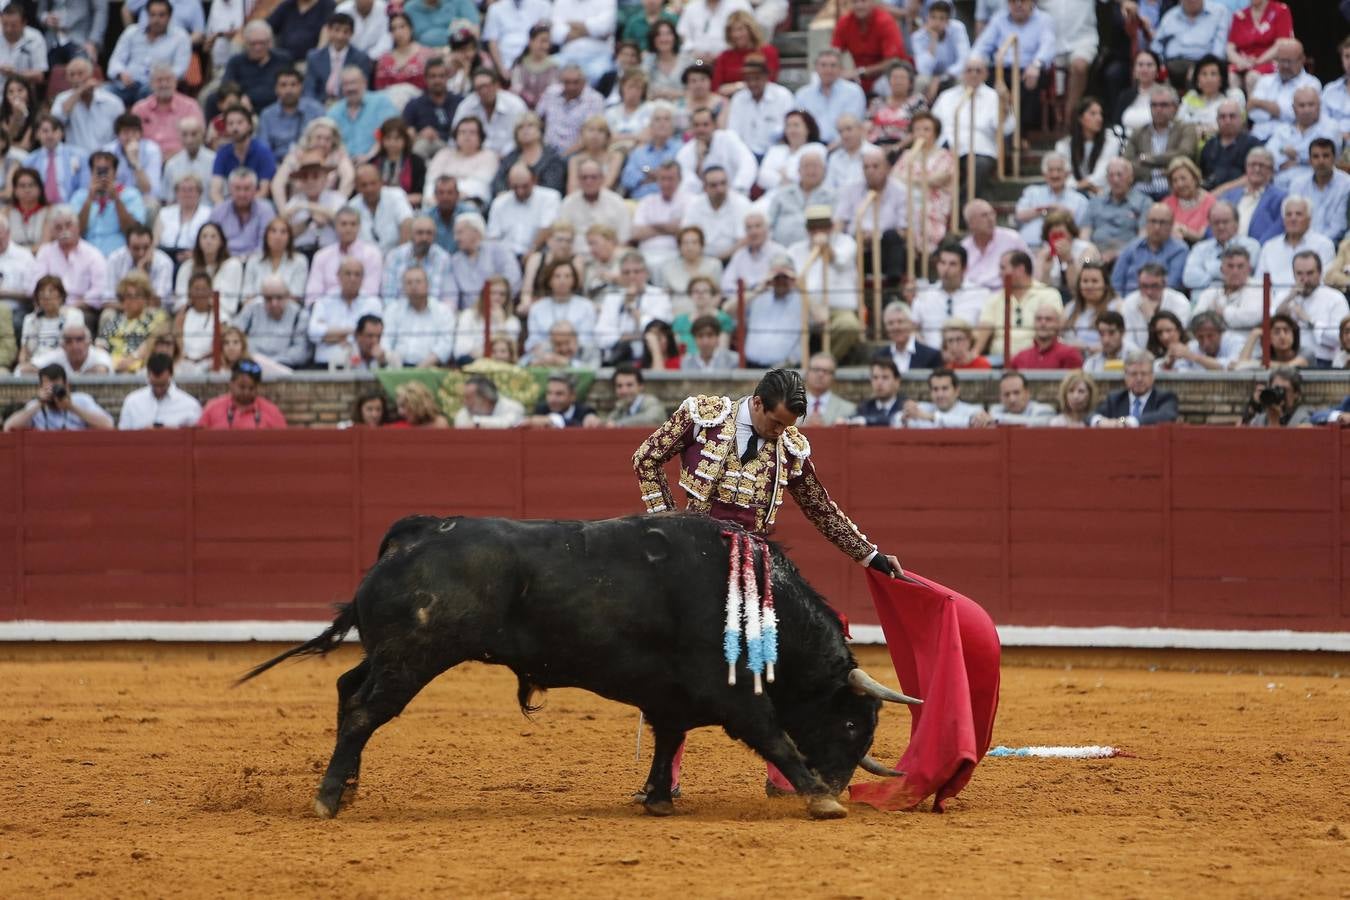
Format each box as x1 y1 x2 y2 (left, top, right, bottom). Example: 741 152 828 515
302 12 373 104
850 358 905 427
1220 147 1287 244
1091 350 1180 427
599 364 667 428
528 372 598 428
1123 84 1197 200
801 352 856 427
879 301 944 373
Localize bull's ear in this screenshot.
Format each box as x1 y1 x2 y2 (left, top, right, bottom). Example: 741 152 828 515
848 668 922 705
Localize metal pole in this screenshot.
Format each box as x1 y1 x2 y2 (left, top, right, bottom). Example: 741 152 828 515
1261 272 1272 368
211 290 222 371
737 278 747 369
1002 273 1013 366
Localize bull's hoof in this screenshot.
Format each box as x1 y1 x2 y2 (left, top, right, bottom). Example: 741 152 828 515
313 797 338 819
805 795 848 820
644 799 676 817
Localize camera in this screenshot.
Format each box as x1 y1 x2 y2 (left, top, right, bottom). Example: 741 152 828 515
50 384 67 401
1258 385 1286 407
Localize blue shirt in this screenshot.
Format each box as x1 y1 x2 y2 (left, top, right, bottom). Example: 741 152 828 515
404 0 481 46
212 138 278 182
257 97 327 160
328 92 397 158
744 288 804 366
209 199 277 256
911 18 970 79
69 185 147 255
1323 78 1350 138
24 144 87 202
1182 234 1261 290
1111 236 1189 293
793 79 867 145
1291 169 1350 244
104 138 163 198
1151 1 1230 62
971 8 1056 70
1015 183 1090 247
107 24 192 83
620 138 682 199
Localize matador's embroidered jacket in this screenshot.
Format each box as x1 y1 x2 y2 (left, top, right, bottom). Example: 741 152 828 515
632 395 876 561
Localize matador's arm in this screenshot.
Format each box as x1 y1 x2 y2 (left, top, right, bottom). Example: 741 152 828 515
632 402 695 513
787 457 878 563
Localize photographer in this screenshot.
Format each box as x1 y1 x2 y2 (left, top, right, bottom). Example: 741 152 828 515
2 364 114 432
1242 367 1313 428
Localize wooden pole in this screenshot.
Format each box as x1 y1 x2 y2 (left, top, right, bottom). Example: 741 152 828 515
821 243 831 358
918 147 929 282
906 139 922 283
1002 273 1013 366
736 278 747 369
951 93 965 233
1011 35 1021 178
481 282 492 361
798 246 821 369
966 86 977 211
210 290 222 372
1261 272 1272 368
855 190 876 330
871 199 882 342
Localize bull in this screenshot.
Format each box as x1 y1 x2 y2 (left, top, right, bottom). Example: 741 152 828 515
240 513 918 820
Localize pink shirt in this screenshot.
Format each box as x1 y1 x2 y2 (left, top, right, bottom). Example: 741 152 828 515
197 395 288 430
961 227 1030 291
35 239 109 308
130 93 205 158
1010 339 1085 371
303 240 384 304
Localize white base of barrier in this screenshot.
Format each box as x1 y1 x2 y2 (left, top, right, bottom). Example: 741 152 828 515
0 620 1347 651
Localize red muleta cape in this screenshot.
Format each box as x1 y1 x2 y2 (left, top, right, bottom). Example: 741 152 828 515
849 571 1001 812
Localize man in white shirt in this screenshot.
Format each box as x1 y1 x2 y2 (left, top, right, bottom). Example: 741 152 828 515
931 57 1013 201
351 163 414 253
482 0 550 74
105 224 173 305
1182 200 1261 290
911 242 986 346
971 370 1055 427
117 352 202 429
595 252 673 365
452 72 528 157
1117 262 1191 343
1256 196 1334 290
631 161 688 274
0 5 47 91
1191 245 1264 331
382 267 456 367
681 166 752 262
25 321 113 376
1013 152 1089 247
721 211 786 298
455 375 526 428
678 0 751 59
0 216 35 318
336 0 393 59
558 159 632 253
160 117 216 204
1266 87 1342 190
900 367 982 428
1276 251 1350 367
52 55 125 153
788 206 861 361
823 115 878 191
674 106 757 195
1247 39 1322 142
307 258 383 367
487 164 561 257
550 0 616 84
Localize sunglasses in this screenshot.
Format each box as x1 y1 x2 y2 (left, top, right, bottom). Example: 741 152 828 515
235 359 262 376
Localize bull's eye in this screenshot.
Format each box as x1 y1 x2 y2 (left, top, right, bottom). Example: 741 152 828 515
845 720 856 731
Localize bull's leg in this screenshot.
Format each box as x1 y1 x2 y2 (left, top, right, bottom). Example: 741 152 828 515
314 667 430 819
723 720 847 820
639 724 686 817
333 659 371 808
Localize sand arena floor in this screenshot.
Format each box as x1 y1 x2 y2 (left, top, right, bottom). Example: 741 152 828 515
0 642 1347 898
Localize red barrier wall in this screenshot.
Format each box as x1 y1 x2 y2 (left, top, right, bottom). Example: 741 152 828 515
1 428 1347 632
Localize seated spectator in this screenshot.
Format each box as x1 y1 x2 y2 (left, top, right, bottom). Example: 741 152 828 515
328 66 395 159
160 119 216 208
1192 244 1263 330
351 387 395 427
1178 54 1244 142
941 318 991 370
1331 316 1350 369
305 207 383 303
680 314 739 372
910 1 969 98
233 275 313 369
523 318 596 368
960 198 1029 290
833 149 907 285
403 56 462 160
713 11 779 97
1147 309 1202 371
1257 197 1334 288
629 159 687 274
1291 140 1348 245
794 49 864 147
1048 370 1098 427
676 0 747 61
975 251 1063 358
23 116 86 209
756 110 827 198
528 372 599 428
448 212 522 309
97 271 168 373
452 68 528 159
393 380 449 427
106 224 173 306
900 367 980 428
1060 261 1117 353
130 64 204 161
596 364 667 427
1083 310 1135 373
452 274 519 363
453 375 525 427
558 159 631 254
1111 203 1188 293
211 106 278 203
1081 158 1151 265
880 300 944 372
972 0 1056 130
605 70 654 153
535 65 605 157
721 211 786 300
117 352 202 429
347 312 389 371
798 352 855 425
106 0 190 106
34 205 109 321
69 150 146 256
672 276 733 352
1124 85 1197 200
1116 49 1163 137
1199 99 1260 193
0 214 35 317
280 154 345 255
1009 303 1086 370
0 165 50 256
1274 251 1350 367
51 56 123 155
16 276 81 372
618 103 682 202
723 57 794 162
2 361 113 432
660 225 724 306
1151 0 1229 88
847 358 905 427
642 313 682 370
525 259 597 357
788 205 863 362
1325 35 1350 149
1220 146 1285 243
680 167 751 264
1237 311 1309 368
1226 0 1293 95
381 215 452 302
1090 350 1179 426
350 161 413 253
641 20 687 105
825 113 878 192
972 370 1056 426
1162 156 1215 244
1241 366 1312 427
565 117 623 196
891 113 952 256
931 58 1010 201
1247 39 1319 142
596 252 673 366
1119 261 1192 344
174 271 221 369
222 22 292 113
1182 201 1260 290
1327 234 1350 292
519 221 576 316
830 0 907 95
1055 97 1120 197
674 106 756 196
491 112 566 198
867 62 925 158
22 320 112 376
241 218 309 308
1032 211 1101 297
911 244 984 346
305 12 375 104
1180 309 1246 369
209 167 276 257
484 0 549 77
742 255 803 367
370 119 426 208
1267 88 1341 190
198 358 288 429
308 258 383 367
427 116 499 205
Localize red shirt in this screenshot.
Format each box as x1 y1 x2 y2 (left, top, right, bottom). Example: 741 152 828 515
954 355 992 370
831 8 906 93
711 45 781 90
1227 1 1292 74
1009 340 1083 371
198 395 289 429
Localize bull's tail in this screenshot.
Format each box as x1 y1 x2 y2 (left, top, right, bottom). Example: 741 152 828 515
235 603 359 686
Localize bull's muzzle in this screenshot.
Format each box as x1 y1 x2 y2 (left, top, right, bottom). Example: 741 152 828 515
848 668 922 705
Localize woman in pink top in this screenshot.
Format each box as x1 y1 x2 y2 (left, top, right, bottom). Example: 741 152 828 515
375 14 430 90
1162 157 1214 245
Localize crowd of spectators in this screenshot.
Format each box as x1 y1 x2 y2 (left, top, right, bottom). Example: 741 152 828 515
0 0 1346 433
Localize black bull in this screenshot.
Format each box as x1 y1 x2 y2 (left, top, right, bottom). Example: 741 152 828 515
240 513 919 820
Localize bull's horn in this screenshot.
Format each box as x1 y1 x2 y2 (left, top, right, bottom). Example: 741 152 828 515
859 755 903 778
848 668 923 705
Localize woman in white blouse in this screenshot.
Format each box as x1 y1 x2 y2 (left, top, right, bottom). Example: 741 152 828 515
240 217 309 308
1178 55 1246 142
153 172 212 265
453 274 521 362
524 259 597 356
426 116 499 205
756 110 826 196
1117 50 1162 138
605 69 653 152
1054 97 1120 196
172 222 244 316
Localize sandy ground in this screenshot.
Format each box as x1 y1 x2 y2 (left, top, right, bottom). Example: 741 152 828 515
0 643 1347 899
